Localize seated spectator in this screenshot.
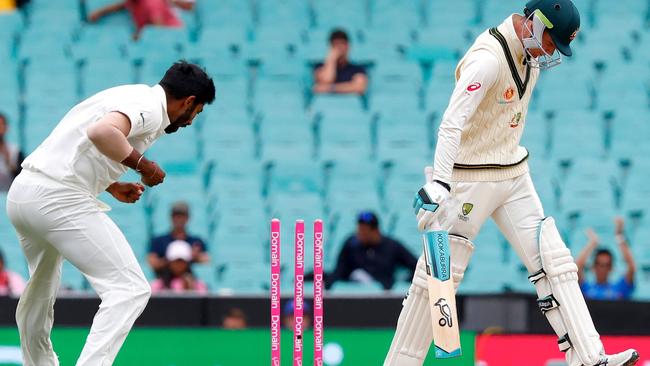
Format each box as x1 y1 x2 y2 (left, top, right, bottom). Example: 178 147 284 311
151 240 207 294
148 201 209 277
0 113 23 192
282 299 312 330
87 0 195 40
0 250 25 296
222 308 248 329
313 29 368 95
577 217 636 300
326 211 417 290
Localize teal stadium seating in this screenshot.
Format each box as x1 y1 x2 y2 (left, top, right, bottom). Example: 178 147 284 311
1 0 649 298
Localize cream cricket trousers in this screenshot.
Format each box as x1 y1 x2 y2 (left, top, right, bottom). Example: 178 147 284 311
6 171 151 366
447 172 545 272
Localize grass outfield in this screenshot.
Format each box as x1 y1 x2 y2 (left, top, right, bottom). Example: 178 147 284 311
0 328 475 365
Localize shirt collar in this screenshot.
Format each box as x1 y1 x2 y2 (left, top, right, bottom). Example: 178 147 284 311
498 14 526 66
153 84 171 130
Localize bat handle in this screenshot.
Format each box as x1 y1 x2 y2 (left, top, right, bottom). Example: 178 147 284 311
430 218 443 232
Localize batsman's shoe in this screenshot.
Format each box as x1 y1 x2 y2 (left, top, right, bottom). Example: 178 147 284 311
590 349 639 366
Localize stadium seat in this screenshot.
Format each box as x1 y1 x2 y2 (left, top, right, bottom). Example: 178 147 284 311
375 110 430 161
73 24 131 61
316 109 373 160
207 158 263 200
259 113 315 160
608 108 650 159
253 77 306 115
550 110 605 160
149 173 208 238
369 0 420 30
311 0 368 30
370 61 423 113
265 158 323 196
557 157 618 213
196 0 252 29
202 118 256 161
252 0 309 29
81 58 134 97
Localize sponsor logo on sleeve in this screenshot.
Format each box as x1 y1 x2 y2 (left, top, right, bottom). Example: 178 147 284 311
466 82 482 92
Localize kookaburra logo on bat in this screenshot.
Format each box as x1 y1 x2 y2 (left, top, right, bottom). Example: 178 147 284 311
435 298 453 327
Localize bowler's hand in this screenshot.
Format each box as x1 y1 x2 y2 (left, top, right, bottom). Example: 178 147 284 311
139 160 166 187
107 182 145 204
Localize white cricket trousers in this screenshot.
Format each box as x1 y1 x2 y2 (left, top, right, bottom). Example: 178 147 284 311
448 171 544 272
6 171 151 366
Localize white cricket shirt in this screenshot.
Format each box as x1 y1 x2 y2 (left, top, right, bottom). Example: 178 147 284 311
22 84 171 196
433 15 539 183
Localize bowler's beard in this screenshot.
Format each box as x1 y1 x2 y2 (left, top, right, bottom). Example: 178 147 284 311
165 106 194 134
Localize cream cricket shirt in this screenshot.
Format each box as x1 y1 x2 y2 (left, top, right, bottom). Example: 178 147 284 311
433 15 540 183
22 84 171 196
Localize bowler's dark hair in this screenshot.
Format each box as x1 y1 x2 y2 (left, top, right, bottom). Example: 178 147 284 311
329 28 349 44
160 61 216 105
0 112 6 124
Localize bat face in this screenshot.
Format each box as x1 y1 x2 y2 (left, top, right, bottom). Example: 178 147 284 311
423 230 462 359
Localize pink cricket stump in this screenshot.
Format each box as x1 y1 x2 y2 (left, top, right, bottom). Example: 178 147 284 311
293 220 305 366
270 219 281 366
313 220 324 366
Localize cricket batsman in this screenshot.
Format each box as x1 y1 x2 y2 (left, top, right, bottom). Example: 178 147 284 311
385 1 640 365
6 61 215 365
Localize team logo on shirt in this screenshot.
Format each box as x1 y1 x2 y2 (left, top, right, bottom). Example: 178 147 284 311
497 86 516 104
504 87 515 101
467 82 481 92
458 202 474 222
462 203 474 216
509 112 522 128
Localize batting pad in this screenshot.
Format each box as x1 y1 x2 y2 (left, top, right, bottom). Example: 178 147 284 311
539 217 603 366
384 283 432 366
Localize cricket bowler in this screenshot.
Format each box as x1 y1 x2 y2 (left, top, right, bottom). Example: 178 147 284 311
6 61 215 365
385 1 640 365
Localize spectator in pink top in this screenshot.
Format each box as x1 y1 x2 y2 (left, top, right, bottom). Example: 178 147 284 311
0 250 26 297
87 0 195 39
150 240 207 294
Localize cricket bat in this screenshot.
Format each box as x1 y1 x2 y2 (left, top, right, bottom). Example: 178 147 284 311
422 225 461 358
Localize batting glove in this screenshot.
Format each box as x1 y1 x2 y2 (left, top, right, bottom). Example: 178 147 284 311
413 179 450 232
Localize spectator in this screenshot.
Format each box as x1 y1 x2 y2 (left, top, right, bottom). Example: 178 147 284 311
576 217 636 300
282 299 312 330
0 250 26 296
0 113 23 192
150 240 208 294
222 308 248 329
148 201 209 277
87 0 195 40
326 211 417 290
313 29 368 95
